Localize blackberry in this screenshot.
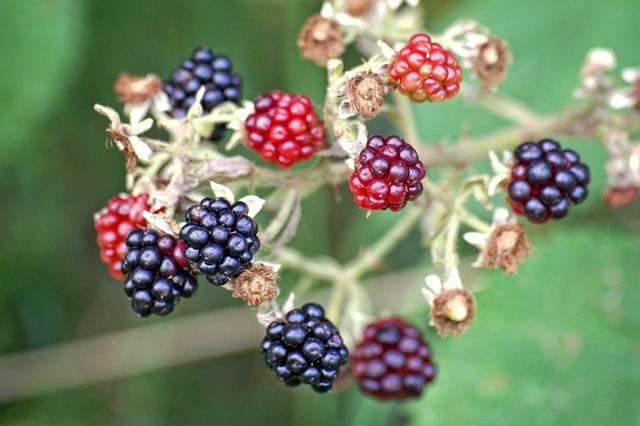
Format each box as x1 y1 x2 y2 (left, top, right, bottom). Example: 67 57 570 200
388 33 463 103
164 46 242 140
244 90 326 168
507 139 591 223
94 193 157 279
121 229 197 317
179 197 260 286
349 134 426 211
259 303 349 392
352 317 436 401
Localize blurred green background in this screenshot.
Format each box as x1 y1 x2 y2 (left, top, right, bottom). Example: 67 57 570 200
0 0 639 425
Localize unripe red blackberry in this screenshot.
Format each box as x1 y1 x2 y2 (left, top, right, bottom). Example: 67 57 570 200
179 197 260 286
244 90 326 168
260 303 349 393
121 229 197 317
164 46 242 140
349 134 426 211
94 193 156 279
508 139 590 223
352 317 436 401
388 33 463 103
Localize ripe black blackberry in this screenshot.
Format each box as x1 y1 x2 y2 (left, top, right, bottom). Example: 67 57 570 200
179 197 260 286
259 303 349 393
508 139 591 223
121 229 197 317
352 317 436 401
164 46 242 140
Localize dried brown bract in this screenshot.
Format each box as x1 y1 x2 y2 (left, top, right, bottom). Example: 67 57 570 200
474 37 512 92
431 288 476 338
106 127 139 173
232 263 280 307
297 14 343 67
346 0 374 16
347 71 386 119
603 186 639 208
114 73 162 104
483 223 533 275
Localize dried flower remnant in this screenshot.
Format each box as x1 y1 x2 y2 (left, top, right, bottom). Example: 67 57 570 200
603 186 639 208
232 263 280 307
346 0 374 16
474 37 512 92
482 223 533 275
347 71 386 119
114 73 162 104
422 267 476 337
608 66 640 110
297 14 344 66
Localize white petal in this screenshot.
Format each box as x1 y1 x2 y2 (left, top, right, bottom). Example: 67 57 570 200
444 266 463 290
238 195 266 218
377 40 397 60
463 231 489 248
424 274 443 294
152 91 171 112
621 67 640 83
320 1 335 18
94 104 121 126
209 181 235 203
608 89 636 109
129 136 153 162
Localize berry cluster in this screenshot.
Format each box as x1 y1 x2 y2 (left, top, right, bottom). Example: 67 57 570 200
244 90 326 168
121 229 197 317
95 193 155 279
179 197 260 286
352 317 436 401
260 303 349 393
349 135 426 211
164 46 242 140
388 33 463 103
508 139 590 223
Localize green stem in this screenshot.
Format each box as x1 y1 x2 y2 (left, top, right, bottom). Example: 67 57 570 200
345 206 424 279
459 210 492 234
392 91 423 146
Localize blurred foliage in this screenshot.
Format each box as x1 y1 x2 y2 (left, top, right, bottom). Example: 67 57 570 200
0 0 638 424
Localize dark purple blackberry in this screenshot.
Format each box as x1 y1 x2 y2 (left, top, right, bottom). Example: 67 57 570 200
352 317 435 401
259 303 349 393
508 139 590 223
121 229 197 317
164 46 242 140
179 197 260 286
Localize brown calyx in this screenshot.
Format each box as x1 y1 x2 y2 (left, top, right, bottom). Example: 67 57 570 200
114 73 162 104
346 0 374 16
603 186 639 208
232 263 280 307
296 15 343 67
347 71 386 119
474 37 512 92
431 288 476 338
483 223 533 275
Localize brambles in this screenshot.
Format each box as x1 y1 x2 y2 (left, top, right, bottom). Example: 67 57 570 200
164 46 242 140
352 317 436 401
244 90 326 168
91 0 639 405
507 139 591 223
94 193 155 279
179 197 260 286
121 229 197 317
388 33 463 103
349 134 426 211
260 303 349 393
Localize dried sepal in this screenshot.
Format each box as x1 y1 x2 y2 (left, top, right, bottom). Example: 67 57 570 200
482 223 533 274
209 181 235 204
297 14 343 66
422 267 475 337
114 73 162 105
142 211 181 237
256 292 296 327
603 186 639 208
474 37 512 92
431 288 476 338
346 71 386 119
232 263 280 307
238 195 266 218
